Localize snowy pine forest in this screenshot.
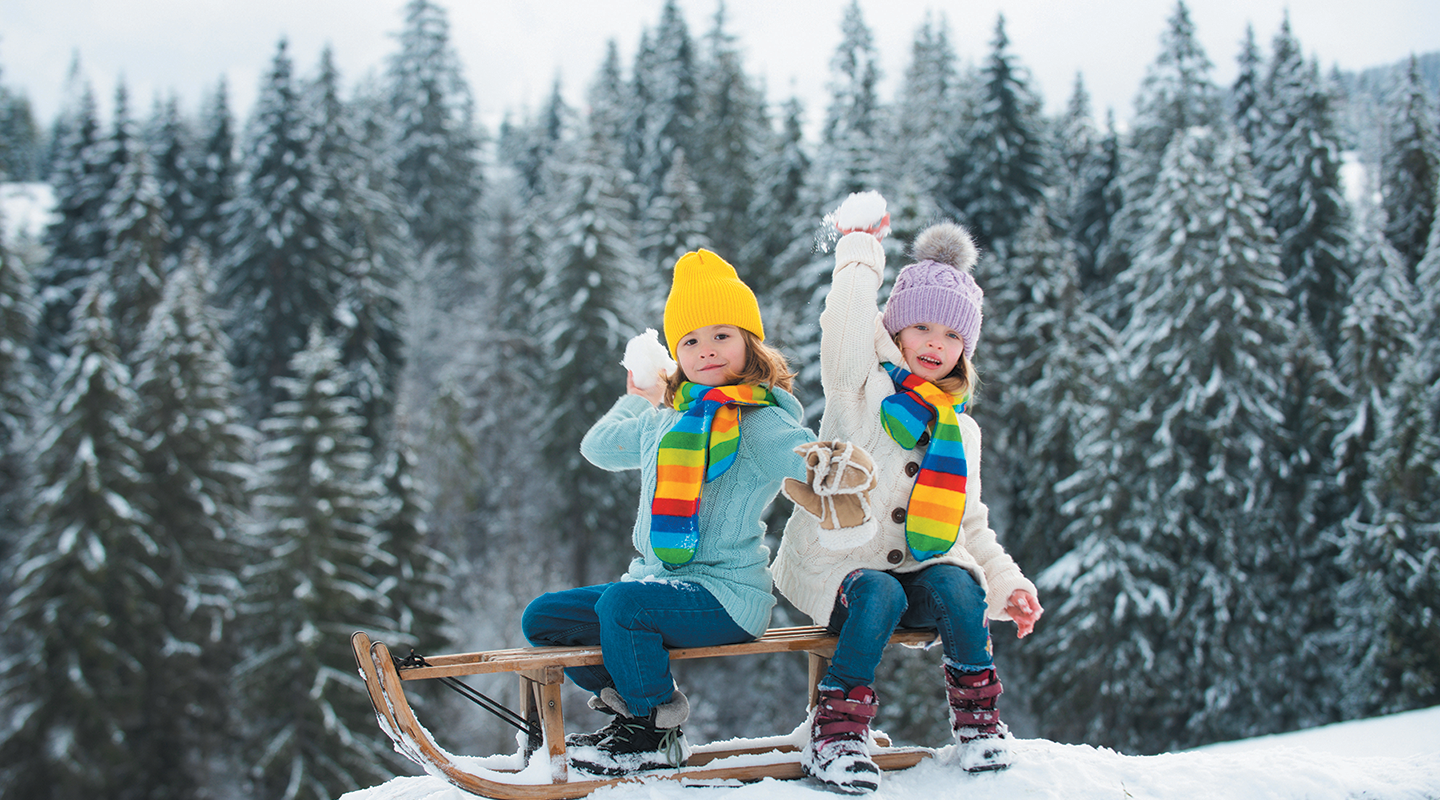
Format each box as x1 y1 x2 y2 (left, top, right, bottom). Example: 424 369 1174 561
1 0 1438 798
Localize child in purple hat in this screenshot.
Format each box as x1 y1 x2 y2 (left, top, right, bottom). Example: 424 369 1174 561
774 196 1043 792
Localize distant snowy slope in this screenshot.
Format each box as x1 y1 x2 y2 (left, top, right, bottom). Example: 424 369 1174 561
341 706 1440 800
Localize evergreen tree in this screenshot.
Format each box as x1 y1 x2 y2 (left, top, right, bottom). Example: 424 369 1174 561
309 47 409 453
0 75 42 181
1229 25 1265 149
1380 56 1439 279
1069 110 1123 293
236 328 396 799
629 0 700 208
218 40 344 419
815 0 885 201
945 13 1049 255
1098 0 1222 315
640 147 712 291
1252 18 1354 352
98 90 169 360
34 80 106 367
192 80 238 263
739 97 813 305
387 0 485 295
533 128 646 585
374 442 454 650
692 2 766 261
0 215 37 572
148 95 198 255
889 12 961 243
130 246 256 798
0 284 158 799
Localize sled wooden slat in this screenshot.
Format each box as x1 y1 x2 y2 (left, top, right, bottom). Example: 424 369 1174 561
352 627 935 799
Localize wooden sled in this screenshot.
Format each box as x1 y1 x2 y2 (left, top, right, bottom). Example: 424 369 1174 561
352 627 937 798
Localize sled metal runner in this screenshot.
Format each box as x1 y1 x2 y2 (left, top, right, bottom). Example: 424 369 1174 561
352 628 935 798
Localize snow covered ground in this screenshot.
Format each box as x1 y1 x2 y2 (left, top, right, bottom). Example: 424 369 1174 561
341 704 1440 800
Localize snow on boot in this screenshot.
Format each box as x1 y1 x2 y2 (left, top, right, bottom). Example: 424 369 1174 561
568 688 691 776
945 666 1012 773
802 686 881 794
565 688 626 748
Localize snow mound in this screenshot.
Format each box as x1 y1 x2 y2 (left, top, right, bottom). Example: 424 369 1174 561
340 705 1440 800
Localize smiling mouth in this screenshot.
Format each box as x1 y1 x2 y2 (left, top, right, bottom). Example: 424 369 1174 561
917 354 942 369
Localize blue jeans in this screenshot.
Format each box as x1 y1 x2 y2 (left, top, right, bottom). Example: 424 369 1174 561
822 565 993 692
521 581 752 717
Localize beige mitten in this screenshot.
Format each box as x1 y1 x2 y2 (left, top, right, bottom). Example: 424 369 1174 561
782 441 879 549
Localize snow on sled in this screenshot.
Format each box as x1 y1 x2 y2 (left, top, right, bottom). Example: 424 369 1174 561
351 628 936 798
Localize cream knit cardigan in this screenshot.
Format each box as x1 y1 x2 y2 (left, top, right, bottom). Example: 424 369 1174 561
772 232 1036 627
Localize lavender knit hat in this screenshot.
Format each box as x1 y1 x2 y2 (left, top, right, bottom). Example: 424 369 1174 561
881 222 983 360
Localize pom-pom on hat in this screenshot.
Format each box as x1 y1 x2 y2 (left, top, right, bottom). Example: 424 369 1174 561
881 222 983 360
664 249 765 359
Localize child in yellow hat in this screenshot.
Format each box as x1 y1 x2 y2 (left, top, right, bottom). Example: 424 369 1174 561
522 249 825 776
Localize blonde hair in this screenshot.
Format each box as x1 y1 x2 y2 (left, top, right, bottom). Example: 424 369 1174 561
663 329 795 407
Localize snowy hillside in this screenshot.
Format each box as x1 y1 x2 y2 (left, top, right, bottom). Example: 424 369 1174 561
341 705 1440 800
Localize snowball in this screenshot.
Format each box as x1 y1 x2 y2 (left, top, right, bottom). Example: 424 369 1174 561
621 329 677 389
833 191 888 231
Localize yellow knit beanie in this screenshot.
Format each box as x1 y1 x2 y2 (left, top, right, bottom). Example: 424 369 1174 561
663 250 765 358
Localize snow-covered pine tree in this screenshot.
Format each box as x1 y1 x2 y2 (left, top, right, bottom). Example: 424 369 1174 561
373 441 454 652
692 2 766 265
1331 215 1428 719
888 12 962 244
0 283 163 798
1069 110 1123 293
533 124 646 586
738 97 814 314
0 214 37 580
944 13 1049 257
34 79 106 369
1379 55 1439 280
218 39 344 420
236 327 397 800
130 244 256 797
191 80 238 263
386 0 484 300
0 70 42 181
309 47 409 455
1106 128 1296 751
98 88 168 361
779 0 888 412
1228 25 1265 150
640 147 713 304
1052 73 1099 240
147 94 199 256
629 0 700 210
1252 17 1355 353
1097 0 1222 322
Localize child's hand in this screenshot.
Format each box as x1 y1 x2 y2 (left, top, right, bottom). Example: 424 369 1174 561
838 213 890 241
1005 589 1043 638
627 370 665 407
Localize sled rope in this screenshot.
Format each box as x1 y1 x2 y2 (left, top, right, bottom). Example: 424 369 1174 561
395 649 539 739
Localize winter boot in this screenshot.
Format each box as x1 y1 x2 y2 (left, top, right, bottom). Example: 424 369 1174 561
565 690 626 748
801 686 881 794
944 666 1012 772
568 687 691 776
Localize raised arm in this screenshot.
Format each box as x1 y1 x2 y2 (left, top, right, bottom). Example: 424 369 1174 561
819 232 888 394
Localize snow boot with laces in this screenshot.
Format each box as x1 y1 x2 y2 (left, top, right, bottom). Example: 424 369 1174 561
802 686 881 794
945 665 1012 772
567 687 691 776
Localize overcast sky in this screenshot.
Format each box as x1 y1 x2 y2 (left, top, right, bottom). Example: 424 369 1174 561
3 0 1437 135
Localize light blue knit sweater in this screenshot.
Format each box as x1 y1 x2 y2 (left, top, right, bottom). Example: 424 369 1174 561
580 390 813 637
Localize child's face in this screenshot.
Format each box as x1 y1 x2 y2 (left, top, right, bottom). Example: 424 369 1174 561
896 322 964 382
676 324 747 386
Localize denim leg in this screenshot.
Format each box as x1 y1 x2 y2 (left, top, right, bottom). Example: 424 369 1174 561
521 584 615 692
592 580 751 717
822 569 908 692
896 565 993 671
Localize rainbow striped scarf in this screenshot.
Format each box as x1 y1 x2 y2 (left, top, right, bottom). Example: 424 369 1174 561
879 363 968 561
650 383 778 565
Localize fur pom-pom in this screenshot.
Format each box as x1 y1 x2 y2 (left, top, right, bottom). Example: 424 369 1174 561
911 222 978 273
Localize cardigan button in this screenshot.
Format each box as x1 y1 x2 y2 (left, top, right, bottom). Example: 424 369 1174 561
917 432 931 447
887 549 904 564
905 462 920 477
890 508 907 524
